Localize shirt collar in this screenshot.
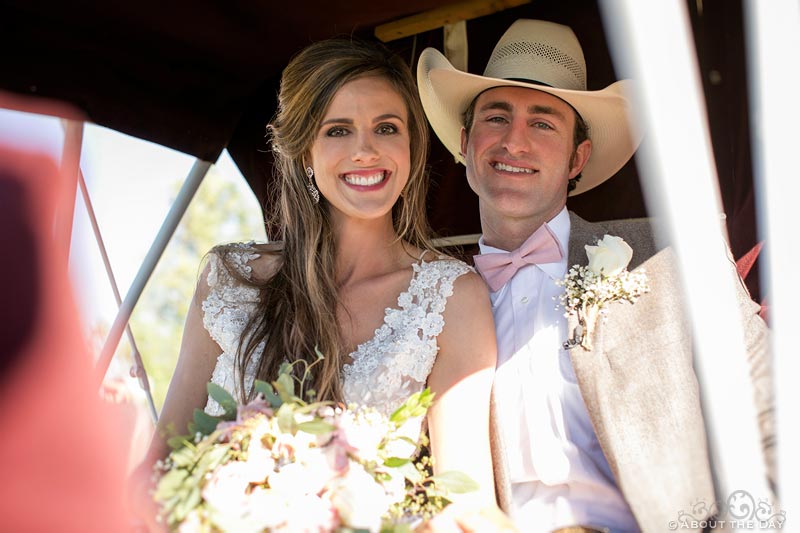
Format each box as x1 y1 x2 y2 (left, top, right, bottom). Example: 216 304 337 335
478 206 571 281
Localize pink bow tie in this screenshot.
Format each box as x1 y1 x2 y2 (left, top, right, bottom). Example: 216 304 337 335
474 225 563 292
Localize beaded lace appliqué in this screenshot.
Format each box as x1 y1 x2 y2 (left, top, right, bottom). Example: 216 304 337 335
201 244 472 419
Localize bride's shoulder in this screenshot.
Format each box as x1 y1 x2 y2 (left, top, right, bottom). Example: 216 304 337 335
419 251 473 277
202 241 284 288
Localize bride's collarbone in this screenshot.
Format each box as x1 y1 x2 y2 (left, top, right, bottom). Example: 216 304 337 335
337 263 416 353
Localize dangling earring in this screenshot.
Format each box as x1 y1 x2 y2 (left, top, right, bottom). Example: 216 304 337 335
305 166 320 204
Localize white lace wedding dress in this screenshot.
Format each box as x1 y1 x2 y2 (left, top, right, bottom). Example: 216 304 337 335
201 243 472 424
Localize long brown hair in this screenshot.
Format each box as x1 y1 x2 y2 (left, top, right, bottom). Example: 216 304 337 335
222 37 435 402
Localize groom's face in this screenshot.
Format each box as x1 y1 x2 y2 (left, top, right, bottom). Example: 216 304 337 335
461 86 590 230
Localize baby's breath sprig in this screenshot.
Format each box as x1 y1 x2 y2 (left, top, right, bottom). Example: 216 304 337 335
557 235 650 351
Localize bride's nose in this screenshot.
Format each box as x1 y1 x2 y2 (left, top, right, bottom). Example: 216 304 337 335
351 133 380 163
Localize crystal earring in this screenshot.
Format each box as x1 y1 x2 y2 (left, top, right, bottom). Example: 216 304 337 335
305 166 320 204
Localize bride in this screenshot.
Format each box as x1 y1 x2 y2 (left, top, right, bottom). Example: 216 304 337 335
133 37 503 530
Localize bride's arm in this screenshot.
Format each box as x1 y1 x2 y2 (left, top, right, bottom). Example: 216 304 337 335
128 262 222 529
146 262 222 463
426 270 498 507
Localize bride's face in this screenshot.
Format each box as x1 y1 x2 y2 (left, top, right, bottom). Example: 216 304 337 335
309 75 410 223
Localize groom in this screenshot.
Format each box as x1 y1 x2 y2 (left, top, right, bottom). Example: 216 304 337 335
418 19 773 532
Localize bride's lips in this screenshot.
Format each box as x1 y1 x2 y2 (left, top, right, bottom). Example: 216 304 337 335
339 169 391 190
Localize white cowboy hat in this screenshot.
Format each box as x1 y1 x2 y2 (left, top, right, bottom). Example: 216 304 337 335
417 19 642 196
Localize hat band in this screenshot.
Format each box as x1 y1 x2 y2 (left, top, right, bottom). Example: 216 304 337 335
504 77 553 88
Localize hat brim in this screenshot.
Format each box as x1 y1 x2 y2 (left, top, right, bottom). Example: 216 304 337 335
418 47 642 196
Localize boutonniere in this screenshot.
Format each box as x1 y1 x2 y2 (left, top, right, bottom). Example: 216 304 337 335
558 235 650 351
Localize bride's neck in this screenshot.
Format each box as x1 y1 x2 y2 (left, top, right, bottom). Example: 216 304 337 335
334 218 408 287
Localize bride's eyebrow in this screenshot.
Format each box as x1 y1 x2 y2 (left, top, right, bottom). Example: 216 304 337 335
320 118 353 126
373 113 405 123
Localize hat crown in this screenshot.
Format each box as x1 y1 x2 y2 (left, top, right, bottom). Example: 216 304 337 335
483 20 587 91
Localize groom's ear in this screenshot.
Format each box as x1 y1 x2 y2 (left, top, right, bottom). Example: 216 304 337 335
460 127 468 157
569 139 592 179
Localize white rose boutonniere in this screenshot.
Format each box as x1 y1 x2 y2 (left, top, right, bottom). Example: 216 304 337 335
558 234 650 351
586 235 633 277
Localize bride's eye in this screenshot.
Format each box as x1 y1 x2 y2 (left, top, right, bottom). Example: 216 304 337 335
376 123 398 135
326 126 350 137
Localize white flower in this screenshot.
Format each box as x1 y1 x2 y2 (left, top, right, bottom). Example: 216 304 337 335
202 462 252 511
329 463 391 531
558 235 649 351
244 426 276 483
285 494 340 531
337 408 392 463
268 461 328 496
585 234 633 277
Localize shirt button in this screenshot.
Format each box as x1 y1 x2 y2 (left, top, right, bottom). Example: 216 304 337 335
521 296 529 304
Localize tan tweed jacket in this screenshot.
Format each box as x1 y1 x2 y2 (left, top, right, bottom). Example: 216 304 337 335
490 212 774 533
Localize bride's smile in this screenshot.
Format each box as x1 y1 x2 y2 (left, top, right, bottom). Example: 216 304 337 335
309 75 410 223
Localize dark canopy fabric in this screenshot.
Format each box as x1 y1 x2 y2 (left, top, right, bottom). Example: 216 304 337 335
0 0 762 300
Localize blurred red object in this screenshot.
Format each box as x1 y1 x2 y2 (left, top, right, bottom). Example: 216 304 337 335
0 144 131 531
735 241 768 322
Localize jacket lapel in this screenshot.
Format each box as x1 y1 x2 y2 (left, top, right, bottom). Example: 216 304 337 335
564 214 715 531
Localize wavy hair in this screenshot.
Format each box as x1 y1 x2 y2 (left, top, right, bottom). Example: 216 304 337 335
222 37 435 402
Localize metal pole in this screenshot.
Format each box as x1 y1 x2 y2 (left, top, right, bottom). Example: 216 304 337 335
95 159 212 386
744 0 800 520
598 1 773 529
56 120 83 260
78 169 159 424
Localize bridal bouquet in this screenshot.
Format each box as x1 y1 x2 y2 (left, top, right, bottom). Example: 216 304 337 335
153 361 475 532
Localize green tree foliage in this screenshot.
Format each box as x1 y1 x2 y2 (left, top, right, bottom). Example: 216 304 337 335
128 166 266 409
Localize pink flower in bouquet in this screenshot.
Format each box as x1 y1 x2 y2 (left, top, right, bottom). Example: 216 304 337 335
237 398 274 421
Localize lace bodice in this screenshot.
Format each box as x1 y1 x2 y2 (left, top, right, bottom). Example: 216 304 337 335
201 243 472 419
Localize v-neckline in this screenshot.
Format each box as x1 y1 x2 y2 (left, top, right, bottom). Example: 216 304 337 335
345 253 429 362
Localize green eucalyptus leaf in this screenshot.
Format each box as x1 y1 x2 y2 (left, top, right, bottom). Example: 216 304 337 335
206 383 238 418
429 470 479 494
275 372 296 402
189 408 221 437
296 419 336 435
389 388 435 425
169 444 201 469
389 404 411 425
276 403 296 434
154 468 189 499
254 379 283 408
383 457 410 468
397 461 423 484
166 434 192 451
173 484 202 522
196 443 232 474
313 346 325 360
382 524 413 533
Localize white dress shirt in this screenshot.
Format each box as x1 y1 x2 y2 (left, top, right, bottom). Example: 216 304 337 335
480 207 639 532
